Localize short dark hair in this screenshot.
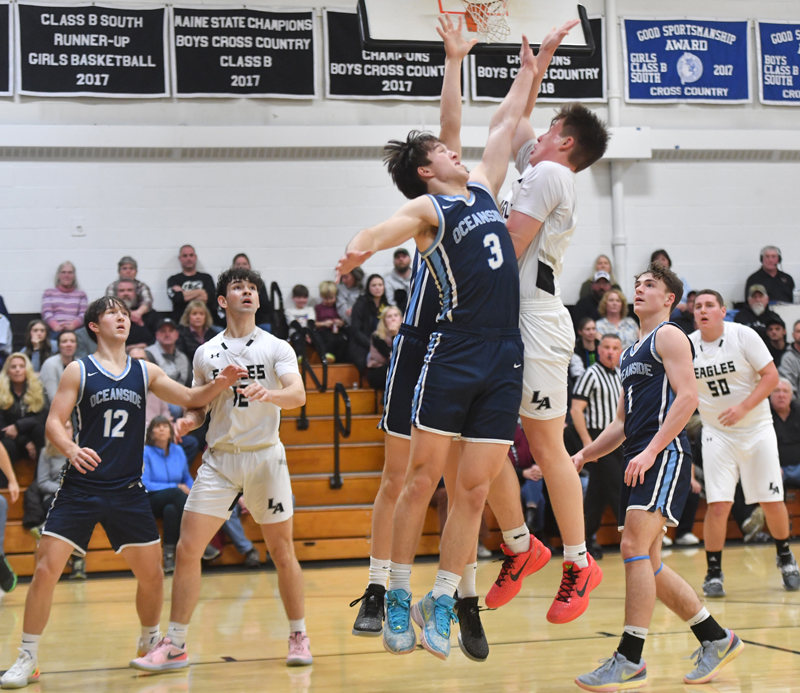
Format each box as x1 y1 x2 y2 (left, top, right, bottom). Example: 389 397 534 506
553 103 610 172
232 252 250 267
650 249 672 267
57 329 77 346
599 333 622 344
84 297 130 343
116 278 136 287
383 130 440 199
576 316 596 332
216 267 264 298
694 289 725 307
292 284 309 299
635 262 684 312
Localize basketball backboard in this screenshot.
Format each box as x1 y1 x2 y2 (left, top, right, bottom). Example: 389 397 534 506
357 0 594 56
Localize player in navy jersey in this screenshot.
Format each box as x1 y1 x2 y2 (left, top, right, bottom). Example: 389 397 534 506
571 264 740 691
0 297 244 690
336 35 536 662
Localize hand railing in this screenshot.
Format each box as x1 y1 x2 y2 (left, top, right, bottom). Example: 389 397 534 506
331 382 351 490
294 322 328 431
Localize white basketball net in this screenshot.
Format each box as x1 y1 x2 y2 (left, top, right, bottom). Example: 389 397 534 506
461 0 510 43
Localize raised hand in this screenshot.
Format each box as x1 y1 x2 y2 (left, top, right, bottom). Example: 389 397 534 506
519 34 535 72
335 249 373 282
437 14 478 60
539 19 581 56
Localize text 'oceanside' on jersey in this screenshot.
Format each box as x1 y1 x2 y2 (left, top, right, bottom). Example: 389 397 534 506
88 387 143 408
452 209 505 244
620 361 653 379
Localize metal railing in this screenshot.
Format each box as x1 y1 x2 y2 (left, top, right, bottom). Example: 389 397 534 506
270 281 288 339
295 323 328 431
331 382 351 490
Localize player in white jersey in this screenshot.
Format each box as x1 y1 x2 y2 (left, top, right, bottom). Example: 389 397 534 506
485 22 611 623
691 289 799 596
131 268 311 673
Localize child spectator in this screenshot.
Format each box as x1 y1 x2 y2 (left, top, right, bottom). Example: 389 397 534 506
285 285 315 335
20 320 51 373
366 306 402 390
314 281 347 363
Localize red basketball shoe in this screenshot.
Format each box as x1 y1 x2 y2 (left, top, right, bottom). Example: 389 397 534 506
485 535 551 609
546 554 603 624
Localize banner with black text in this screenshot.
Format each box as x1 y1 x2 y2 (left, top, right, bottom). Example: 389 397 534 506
621 18 750 104
16 2 168 97
0 4 11 96
170 6 316 98
756 21 800 106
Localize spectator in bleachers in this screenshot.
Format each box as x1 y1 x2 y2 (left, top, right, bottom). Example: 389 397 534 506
314 281 347 363
39 330 77 402
507 420 549 548
595 288 638 350
0 443 19 593
674 291 698 335
20 320 51 373
348 274 389 374
337 267 364 326
232 254 272 330
146 318 191 421
142 416 195 573
41 261 88 335
115 279 154 348
765 315 789 367
0 294 8 320
771 379 800 488
779 320 800 403
285 284 315 333
569 317 599 384
0 353 47 467
746 246 795 304
650 249 691 313
222 499 262 569
579 254 619 300
734 284 781 341
0 313 11 369
366 306 402 390
572 272 610 327
34 419 71 526
384 248 412 314
167 245 217 324
177 300 215 362
105 256 155 331
73 326 97 361
571 333 624 559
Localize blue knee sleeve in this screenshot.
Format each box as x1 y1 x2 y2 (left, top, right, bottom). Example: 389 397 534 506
623 555 651 564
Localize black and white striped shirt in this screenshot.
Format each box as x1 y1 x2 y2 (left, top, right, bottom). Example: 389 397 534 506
572 362 622 431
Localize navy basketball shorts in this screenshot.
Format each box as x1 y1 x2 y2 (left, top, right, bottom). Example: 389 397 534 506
43 481 161 556
411 325 523 445
618 445 692 530
379 327 428 439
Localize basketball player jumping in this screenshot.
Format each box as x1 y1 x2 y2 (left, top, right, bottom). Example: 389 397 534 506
131 267 310 673
336 39 536 661
690 289 799 596
572 264 741 691
487 21 610 621
1 297 245 689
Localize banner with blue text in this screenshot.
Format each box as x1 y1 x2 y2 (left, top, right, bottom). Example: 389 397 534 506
756 21 800 106
621 18 750 104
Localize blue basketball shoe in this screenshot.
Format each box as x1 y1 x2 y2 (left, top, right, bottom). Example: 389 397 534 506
382 589 416 655
411 592 458 660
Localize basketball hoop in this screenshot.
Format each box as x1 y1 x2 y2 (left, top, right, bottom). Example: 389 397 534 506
460 0 510 43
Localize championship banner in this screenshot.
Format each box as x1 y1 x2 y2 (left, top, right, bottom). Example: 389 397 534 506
16 2 168 97
324 9 462 101
171 6 316 99
756 21 800 106
621 18 750 104
0 4 11 96
471 17 605 103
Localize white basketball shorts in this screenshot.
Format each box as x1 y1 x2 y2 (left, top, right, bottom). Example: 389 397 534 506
702 424 784 505
184 443 294 525
519 299 575 420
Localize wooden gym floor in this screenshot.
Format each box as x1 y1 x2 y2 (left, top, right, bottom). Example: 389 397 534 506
0 544 797 692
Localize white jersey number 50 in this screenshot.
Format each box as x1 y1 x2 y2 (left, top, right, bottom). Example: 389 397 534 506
484 233 504 270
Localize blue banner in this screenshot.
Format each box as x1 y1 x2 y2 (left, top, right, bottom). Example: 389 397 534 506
622 18 750 103
757 22 800 105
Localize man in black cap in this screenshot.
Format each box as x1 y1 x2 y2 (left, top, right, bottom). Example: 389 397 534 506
765 314 789 367
734 284 781 343
146 318 191 388
571 270 611 329
384 248 413 314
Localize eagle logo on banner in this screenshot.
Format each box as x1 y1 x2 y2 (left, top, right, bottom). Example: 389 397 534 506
677 52 703 84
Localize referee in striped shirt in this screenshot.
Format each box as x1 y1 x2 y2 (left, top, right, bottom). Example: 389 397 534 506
571 333 624 560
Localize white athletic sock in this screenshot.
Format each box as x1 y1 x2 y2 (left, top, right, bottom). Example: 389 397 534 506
368 556 391 588
166 622 189 649
387 562 412 594
20 633 40 659
623 625 649 639
502 524 531 555
564 542 589 569
140 625 161 650
431 570 461 601
458 562 478 598
289 618 306 635
686 607 711 628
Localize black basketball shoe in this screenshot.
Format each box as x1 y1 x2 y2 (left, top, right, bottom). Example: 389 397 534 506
455 595 489 662
350 583 385 637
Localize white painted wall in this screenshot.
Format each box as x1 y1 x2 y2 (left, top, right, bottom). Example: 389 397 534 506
0 0 799 313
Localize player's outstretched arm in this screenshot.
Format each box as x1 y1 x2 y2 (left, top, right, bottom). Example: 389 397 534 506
335 196 439 279
470 36 536 198
573 392 626 471
438 15 477 156
718 361 779 427
46 361 102 474
511 20 580 158
146 361 247 410
239 373 305 409
625 326 699 487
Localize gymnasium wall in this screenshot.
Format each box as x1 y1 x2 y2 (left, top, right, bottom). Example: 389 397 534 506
0 0 799 313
